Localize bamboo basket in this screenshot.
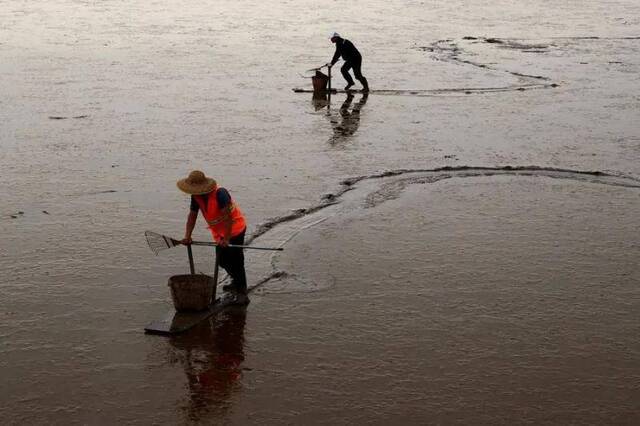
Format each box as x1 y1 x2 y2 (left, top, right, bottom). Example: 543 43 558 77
168 274 215 312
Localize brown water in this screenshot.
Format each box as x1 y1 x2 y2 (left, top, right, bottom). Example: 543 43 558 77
2 0 640 424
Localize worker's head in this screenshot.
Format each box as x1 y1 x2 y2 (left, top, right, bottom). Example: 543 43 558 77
330 32 341 43
177 170 217 195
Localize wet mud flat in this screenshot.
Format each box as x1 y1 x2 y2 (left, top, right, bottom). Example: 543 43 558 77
242 174 640 424
3 169 639 424
2 0 640 423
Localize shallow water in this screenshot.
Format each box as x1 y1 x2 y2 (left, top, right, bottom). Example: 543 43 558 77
250 175 640 424
2 0 640 424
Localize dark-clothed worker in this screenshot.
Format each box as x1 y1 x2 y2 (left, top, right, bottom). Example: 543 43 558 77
329 32 369 92
177 170 248 301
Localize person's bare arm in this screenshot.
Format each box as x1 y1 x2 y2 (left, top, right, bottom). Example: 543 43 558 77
181 210 198 244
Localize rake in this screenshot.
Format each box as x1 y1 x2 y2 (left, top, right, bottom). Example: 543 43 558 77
144 230 283 256
305 63 329 72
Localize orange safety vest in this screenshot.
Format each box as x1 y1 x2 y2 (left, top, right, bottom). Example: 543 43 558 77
194 189 246 242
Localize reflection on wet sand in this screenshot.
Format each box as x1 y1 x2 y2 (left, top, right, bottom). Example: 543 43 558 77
329 93 368 144
312 93 368 144
311 92 329 111
168 307 247 422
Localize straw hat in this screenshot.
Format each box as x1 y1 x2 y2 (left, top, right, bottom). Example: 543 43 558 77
176 170 217 195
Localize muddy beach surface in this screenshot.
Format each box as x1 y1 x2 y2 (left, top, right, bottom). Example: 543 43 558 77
2 0 640 424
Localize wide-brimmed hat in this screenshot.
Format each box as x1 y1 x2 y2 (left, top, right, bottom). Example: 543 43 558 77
177 170 217 195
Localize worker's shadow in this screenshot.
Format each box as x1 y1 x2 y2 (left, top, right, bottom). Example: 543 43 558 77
167 306 247 422
313 93 368 145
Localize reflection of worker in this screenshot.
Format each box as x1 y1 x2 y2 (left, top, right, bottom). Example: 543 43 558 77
328 32 369 92
170 308 247 422
311 92 329 111
177 170 248 301
329 93 368 143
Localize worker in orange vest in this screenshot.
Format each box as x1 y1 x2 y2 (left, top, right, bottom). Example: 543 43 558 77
177 170 248 301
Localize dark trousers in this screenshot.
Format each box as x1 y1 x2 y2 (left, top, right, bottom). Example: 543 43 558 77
341 59 369 89
216 229 247 293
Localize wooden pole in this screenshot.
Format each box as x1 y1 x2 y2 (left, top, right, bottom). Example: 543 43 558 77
327 65 332 111
211 247 220 305
187 245 195 274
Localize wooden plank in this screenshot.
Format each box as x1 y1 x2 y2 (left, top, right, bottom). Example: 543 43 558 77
144 294 241 335
292 85 556 95
293 88 366 94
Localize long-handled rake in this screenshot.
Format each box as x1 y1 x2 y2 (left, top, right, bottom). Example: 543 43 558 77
144 230 283 256
305 64 329 73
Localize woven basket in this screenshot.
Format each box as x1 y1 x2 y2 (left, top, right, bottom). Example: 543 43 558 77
168 274 215 312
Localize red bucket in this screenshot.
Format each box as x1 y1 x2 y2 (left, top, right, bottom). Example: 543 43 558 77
312 70 329 93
